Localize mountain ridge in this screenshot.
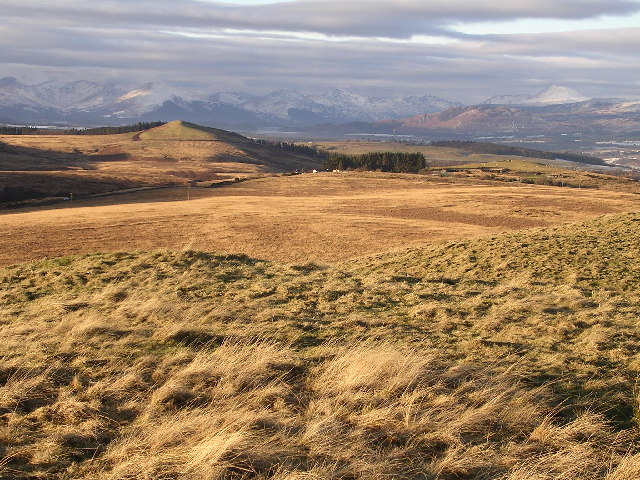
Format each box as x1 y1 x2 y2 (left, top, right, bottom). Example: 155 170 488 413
0 78 462 127
483 85 591 106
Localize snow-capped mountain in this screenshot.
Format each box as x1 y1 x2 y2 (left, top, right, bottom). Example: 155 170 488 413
241 89 329 120
311 89 379 120
310 89 461 122
208 92 258 107
0 77 463 127
230 88 462 123
0 77 124 111
532 86 590 105
482 93 531 106
108 83 206 117
483 86 590 106
32 80 122 111
0 77 39 107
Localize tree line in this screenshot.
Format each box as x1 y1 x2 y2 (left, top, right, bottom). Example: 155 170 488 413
0 122 165 136
253 139 327 158
0 126 40 135
64 122 166 135
321 152 426 173
431 140 606 166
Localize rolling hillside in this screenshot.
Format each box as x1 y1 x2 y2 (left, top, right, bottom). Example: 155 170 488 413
0 121 322 206
1 212 639 479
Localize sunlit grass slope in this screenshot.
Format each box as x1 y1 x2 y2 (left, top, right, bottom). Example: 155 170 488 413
1 213 640 479
137 120 247 142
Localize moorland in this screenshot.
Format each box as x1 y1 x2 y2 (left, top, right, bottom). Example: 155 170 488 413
1 121 640 479
0 121 321 207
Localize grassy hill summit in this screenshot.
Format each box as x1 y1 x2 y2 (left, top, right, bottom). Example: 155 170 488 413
1 211 640 479
137 120 250 142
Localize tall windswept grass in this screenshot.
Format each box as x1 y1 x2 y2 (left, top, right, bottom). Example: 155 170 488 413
2 340 638 479
24 342 626 480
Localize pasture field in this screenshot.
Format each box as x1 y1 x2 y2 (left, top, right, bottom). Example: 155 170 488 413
431 159 640 192
1 211 640 479
1 172 639 266
314 140 553 166
315 141 640 191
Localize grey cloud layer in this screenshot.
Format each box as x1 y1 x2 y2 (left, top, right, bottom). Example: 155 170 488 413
2 0 639 37
1 0 639 102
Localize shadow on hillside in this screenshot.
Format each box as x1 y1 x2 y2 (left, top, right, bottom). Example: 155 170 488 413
0 139 321 174
0 142 160 206
0 141 104 171
0 171 153 206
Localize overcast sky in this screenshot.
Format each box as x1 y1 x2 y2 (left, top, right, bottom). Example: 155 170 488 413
1 0 639 102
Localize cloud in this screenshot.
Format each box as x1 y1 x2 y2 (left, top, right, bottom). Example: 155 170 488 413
2 0 639 38
0 0 639 102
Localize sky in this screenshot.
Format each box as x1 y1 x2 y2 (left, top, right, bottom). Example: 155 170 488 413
1 0 639 103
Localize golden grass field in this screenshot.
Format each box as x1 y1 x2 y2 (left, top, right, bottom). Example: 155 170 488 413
1 172 639 266
2 129 640 479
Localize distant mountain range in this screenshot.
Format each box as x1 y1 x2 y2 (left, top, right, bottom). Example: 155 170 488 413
0 77 461 128
1 78 639 137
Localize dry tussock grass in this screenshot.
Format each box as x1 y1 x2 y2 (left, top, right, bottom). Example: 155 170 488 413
1 212 640 478
3 342 636 480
